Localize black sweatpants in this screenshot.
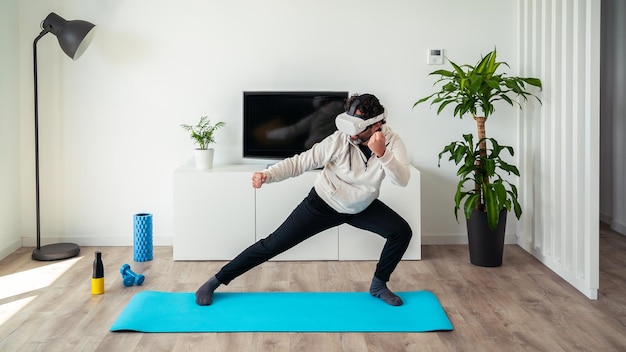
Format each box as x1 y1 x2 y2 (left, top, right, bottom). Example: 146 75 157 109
215 187 412 285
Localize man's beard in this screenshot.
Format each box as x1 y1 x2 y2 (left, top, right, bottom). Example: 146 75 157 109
350 136 367 145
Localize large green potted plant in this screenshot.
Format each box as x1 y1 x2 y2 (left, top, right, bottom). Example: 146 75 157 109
181 116 226 169
414 49 542 266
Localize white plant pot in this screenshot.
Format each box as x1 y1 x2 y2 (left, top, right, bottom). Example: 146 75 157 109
194 149 214 169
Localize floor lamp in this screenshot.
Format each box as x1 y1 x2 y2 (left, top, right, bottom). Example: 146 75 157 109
32 13 96 261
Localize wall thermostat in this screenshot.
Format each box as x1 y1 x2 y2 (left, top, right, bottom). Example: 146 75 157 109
428 49 444 65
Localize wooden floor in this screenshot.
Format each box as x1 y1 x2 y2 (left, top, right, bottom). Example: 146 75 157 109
1 224 625 352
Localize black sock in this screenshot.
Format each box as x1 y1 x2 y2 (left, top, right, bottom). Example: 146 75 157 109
369 276 403 306
195 276 221 306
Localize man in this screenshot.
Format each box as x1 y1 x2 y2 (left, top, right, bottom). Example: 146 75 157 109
196 93 412 306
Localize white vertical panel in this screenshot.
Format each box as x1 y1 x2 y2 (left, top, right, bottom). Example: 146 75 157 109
531 1 558 260
517 0 599 299
534 0 550 258
561 0 574 271
573 0 585 279
517 0 534 251
584 0 601 295
550 0 563 263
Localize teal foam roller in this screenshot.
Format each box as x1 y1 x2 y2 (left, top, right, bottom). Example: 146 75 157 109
134 213 153 262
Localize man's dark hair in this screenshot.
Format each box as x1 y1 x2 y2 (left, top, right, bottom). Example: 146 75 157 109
344 93 385 120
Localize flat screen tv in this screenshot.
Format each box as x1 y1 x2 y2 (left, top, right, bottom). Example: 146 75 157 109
243 91 348 159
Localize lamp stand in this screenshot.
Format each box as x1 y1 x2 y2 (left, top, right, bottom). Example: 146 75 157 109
31 28 80 261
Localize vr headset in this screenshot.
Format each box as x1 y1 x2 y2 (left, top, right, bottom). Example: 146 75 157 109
335 94 386 135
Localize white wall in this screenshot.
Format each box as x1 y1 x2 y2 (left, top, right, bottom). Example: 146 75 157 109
600 0 626 235
0 0 22 259
15 0 519 247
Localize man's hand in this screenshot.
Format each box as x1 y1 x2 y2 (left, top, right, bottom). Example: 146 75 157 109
252 172 267 188
368 131 386 158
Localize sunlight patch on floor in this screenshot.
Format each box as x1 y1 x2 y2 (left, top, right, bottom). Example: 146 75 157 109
0 296 36 326
0 256 83 328
0 256 83 300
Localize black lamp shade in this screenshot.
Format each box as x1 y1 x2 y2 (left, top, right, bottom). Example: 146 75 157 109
42 12 96 60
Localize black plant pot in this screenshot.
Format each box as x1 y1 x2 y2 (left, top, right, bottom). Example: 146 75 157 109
466 209 507 267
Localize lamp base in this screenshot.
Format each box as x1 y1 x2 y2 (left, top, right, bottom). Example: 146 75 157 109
32 243 81 261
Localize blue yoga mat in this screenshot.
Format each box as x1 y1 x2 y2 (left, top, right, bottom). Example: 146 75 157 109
110 290 453 333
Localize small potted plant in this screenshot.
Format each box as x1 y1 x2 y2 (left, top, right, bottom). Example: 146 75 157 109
181 116 226 169
414 48 542 266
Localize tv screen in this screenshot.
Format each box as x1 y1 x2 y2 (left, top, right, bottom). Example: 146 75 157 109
243 91 348 159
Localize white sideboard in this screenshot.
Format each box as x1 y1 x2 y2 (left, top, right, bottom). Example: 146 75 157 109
173 164 421 261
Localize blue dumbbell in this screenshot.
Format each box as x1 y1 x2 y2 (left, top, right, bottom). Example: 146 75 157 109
120 264 145 286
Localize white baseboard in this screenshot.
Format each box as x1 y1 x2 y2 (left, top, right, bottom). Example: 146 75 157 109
17 234 519 248
600 212 612 224
422 235 467 245
21 235 173 247
610 220 626 236
0 239 22 261
421 233 518 245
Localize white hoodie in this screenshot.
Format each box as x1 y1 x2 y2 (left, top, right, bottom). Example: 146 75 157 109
263 125 410 214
